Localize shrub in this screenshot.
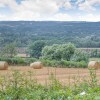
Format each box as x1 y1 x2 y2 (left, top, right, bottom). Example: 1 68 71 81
41 59 88 68
24 58 37 65
0 57 37 65
0 57 25 65
71 50 89 62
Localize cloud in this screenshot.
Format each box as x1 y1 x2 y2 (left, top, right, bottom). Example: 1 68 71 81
79 1 95 12
78 0 100 12
0 0 18 9
0 3 5 7
0 0 73 21
0 0 72 14
0 0 100 21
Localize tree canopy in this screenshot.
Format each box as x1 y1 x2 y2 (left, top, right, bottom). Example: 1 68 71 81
0 21 100 48
0 43 17 58
28 40 46 58
42 43 75 61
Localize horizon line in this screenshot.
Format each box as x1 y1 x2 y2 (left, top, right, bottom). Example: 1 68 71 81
0 20 100 22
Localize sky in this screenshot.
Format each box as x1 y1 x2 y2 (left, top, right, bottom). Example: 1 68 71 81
0 0 100 21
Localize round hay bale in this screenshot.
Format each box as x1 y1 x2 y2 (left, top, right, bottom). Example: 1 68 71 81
0 61 8 70
30 61 43 69
88 61 100 70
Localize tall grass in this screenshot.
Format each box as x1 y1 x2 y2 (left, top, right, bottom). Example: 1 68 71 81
0 69 99 100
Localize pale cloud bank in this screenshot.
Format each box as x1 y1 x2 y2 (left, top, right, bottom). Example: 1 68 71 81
0 0 100 21
78 0 100 12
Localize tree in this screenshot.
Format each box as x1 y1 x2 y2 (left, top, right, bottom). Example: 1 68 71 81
42 44 62 60
61 43 75 60
42 43 76 61
1 43 17 58
90 49 98 57
29 41 46 58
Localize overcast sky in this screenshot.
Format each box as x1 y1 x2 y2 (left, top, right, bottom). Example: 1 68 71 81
0 0 100 21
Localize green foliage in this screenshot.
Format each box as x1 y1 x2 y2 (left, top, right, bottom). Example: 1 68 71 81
0 57 24 65
24 58 37 65
89 69 97 87
0 70 99 99
90 49 98 57
42 44 61 60
0 43 17 58
0 57 37 65
71 50 89 62
42 43 75 61
0 21 100 48
90 49 100 58
61 43 76 60
28 40 45 58
41 59 87 68
0 56 87 68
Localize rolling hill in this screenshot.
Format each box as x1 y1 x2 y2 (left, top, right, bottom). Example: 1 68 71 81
0 21 100 47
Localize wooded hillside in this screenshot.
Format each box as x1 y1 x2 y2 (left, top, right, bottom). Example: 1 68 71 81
0 21 100 47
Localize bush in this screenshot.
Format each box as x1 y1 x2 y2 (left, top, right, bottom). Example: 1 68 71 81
0 57 25 65
0 57 88 68
24 58 37 65
0 57 37 65
42 43 76 61
41 59 88 68
71 50 89 62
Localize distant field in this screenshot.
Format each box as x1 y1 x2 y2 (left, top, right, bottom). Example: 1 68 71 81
89 58 100 62
78 48 100 53
79 48 100 50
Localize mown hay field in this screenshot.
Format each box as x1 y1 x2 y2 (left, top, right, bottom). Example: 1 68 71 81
0 66 100 85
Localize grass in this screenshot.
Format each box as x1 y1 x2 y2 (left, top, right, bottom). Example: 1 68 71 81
0 68 100 100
